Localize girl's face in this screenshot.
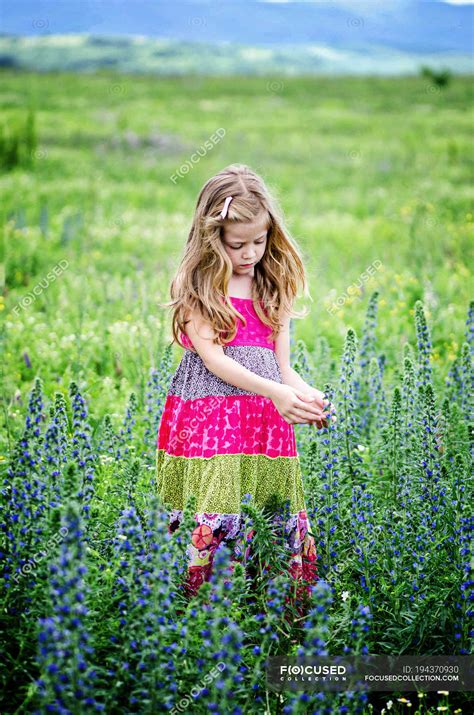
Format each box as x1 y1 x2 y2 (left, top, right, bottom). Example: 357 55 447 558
221 213 269 276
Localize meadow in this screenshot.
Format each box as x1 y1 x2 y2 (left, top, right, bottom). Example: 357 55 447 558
0 70 473 713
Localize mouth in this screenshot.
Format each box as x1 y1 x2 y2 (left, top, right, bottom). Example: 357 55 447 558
240 263 254 267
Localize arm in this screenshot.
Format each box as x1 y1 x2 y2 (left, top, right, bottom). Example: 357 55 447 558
184 307 325 424
208 354 279 400
283 367 329 412
184 309 281 398
274 312 313 392
281 365 314 394
275 311 335 422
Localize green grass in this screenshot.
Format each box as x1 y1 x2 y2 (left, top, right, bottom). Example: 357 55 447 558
1 69 473 446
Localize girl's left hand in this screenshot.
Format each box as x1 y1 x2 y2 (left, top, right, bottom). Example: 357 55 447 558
303 387 337 424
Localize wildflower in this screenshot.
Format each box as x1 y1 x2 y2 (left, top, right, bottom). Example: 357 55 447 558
69 382 96 516
36 502 101 711
415 300 432 386
341 590 350 602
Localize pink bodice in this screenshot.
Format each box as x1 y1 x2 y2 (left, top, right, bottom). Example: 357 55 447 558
179 296 275 351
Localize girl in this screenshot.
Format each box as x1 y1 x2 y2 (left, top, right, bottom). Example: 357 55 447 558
156 163 333 602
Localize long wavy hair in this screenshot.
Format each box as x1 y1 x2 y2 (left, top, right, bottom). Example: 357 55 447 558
160 163 312 350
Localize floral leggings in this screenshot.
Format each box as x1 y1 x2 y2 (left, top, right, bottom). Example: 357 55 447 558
168 509 319 608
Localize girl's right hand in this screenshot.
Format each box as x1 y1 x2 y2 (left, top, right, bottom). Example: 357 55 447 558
270 384 328 427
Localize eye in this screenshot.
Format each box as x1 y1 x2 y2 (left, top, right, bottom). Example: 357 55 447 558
229 239 265 249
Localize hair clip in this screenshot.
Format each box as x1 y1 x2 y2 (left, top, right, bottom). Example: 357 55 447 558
220 196 233 219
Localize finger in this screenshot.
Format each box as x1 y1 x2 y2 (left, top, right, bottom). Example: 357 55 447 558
292 409 325 424
313 395 325 409
293 400 323 417
309 411 328 426
300 404 325 417
299 394 325 410
287 412 313 425
291 410 324 424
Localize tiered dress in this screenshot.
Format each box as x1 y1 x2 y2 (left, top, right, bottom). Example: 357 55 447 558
156 295 318 597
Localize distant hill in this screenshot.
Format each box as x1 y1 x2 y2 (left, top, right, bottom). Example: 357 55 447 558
0 33 471 76
0 0 472 75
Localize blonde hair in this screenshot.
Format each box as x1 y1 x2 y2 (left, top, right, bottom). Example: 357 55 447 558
160 163 311 350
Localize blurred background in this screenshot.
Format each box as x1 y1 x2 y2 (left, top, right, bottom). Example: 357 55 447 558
1 0 473 424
